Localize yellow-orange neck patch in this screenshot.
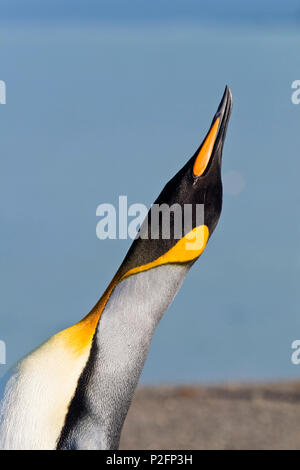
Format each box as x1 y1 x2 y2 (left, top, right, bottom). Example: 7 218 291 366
121 225 209 280
59 225 209 356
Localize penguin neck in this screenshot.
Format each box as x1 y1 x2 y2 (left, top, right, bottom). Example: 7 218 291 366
60 263 189 450
94 263 190 448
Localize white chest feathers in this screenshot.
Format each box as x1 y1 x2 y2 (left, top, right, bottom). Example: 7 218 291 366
0 335 90 450
0 263 189 450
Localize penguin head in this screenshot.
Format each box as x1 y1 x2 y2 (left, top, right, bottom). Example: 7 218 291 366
192 85 233 233
157 85 233 236
119 87 233 278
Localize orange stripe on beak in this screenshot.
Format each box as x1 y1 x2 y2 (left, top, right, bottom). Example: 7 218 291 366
193 117 220 176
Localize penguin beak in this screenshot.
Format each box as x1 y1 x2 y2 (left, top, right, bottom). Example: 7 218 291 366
193 86 233 177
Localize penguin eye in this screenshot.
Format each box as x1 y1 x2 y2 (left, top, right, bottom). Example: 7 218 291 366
193 117 220 177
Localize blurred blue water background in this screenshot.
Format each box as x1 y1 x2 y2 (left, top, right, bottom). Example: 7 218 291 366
0 1 300 383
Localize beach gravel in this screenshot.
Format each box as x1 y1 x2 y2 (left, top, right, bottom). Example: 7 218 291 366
120 382 300 449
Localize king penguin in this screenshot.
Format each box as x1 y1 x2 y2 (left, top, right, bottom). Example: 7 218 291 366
0 87 232 450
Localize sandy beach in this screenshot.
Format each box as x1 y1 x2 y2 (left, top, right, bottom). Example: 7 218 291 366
120 382 300 450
